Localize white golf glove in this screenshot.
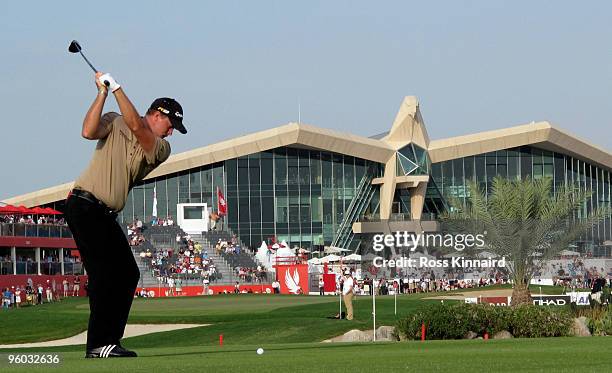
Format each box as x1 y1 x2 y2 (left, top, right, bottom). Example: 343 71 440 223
98 73 121 92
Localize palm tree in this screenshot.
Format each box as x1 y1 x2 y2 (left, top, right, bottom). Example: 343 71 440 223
443 177 606 305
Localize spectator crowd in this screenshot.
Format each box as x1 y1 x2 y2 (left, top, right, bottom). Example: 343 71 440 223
2 276 86 310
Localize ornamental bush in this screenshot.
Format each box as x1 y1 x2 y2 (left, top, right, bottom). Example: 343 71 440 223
395 303 572 340
510 304 572 337
587 307 612 336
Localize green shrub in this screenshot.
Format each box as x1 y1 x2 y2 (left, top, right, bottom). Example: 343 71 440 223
395 303 572 340
588 307 612 336
509 305 572 337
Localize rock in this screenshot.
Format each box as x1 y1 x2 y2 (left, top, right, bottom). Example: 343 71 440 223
375 326 398 341
570 317 591 337
464 331 478 340
493 331 513 339
339 329 373 342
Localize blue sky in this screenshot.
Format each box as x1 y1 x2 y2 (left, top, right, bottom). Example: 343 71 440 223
1 1 611 200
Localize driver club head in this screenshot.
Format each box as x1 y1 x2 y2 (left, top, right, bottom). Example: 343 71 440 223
68 40 82 53
67 39 106 86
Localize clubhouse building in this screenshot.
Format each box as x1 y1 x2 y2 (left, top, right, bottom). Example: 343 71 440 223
4 96 612 256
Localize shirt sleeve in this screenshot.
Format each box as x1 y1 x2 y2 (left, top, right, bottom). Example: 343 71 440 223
144 137 171 165
101 112 120 136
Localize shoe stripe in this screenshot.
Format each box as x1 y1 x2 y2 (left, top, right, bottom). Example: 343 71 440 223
100 345 113 358
104 345 116 358
99 345 110 358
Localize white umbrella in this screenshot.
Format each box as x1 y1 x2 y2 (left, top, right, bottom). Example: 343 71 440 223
344 253 362 262
324 246 351 254
320 254 341 262
308 257 322 264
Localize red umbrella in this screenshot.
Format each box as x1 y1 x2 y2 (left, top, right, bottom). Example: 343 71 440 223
30 207 47 214
0 205 18 214
42 207 63 215
16 205 32 215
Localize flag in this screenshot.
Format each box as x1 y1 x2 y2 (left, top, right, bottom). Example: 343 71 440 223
217 187 227 216
152 186 158 217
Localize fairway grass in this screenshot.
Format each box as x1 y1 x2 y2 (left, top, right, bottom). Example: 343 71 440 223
0 288 604 372
1 339 608 372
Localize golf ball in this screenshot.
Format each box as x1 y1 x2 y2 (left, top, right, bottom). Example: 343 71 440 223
257 348 264 355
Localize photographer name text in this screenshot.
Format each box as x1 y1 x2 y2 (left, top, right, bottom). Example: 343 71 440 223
372 256 507 268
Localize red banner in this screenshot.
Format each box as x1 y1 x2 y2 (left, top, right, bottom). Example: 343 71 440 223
217 187 227 216
275 264 309 294
479 296 511 306
136 284 273 297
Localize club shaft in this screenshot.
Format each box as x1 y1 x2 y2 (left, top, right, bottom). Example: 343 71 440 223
79 51 98 73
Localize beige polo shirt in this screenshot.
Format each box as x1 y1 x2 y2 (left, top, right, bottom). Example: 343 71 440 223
74 112 171 211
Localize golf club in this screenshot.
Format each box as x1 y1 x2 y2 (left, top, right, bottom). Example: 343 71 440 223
68 40 109 87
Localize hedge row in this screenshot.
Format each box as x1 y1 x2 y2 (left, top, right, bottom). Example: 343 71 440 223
395 303 572 340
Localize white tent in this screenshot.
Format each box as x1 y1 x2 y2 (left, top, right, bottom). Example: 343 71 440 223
308 257 322 264
276 246 295 258
343 253 362 262
320 254 341 262
255 241 273 270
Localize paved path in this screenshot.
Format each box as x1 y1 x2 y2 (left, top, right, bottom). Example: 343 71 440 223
0 324 208 348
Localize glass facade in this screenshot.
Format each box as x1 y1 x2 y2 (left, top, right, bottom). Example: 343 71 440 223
52 142 607 252
431 145 612 245
119 147 383 249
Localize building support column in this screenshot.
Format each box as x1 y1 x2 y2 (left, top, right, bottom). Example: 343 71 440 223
11 247 16 275
36 247 41 275
410 182 428 220
379 154 397 220
60 248 64 275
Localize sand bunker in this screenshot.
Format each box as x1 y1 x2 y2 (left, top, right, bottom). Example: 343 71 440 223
0 324 208 348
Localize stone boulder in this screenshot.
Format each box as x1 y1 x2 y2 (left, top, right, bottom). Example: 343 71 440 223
338 329 373 342
375 326 398 341
570 317 591 337
464 331 478 340
493 330 513 339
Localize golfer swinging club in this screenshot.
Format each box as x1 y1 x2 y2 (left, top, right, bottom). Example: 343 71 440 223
64 72 187 358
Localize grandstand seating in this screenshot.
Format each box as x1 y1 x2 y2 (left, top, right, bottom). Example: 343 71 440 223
200 230 259 269
125 224 267 285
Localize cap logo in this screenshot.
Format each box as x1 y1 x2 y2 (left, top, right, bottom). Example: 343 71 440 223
157 107 170 114
175 111 183 118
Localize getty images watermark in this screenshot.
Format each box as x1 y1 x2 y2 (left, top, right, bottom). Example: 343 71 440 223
371 232 507 269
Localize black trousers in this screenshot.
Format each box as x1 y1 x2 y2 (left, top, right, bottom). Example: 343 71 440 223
64 195 140 350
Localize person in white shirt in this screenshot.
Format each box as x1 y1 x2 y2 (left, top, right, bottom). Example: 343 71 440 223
342 269 355 320
319 278 325 296
202 275 210 295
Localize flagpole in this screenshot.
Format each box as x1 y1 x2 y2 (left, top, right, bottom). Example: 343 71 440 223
373 279 376 342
